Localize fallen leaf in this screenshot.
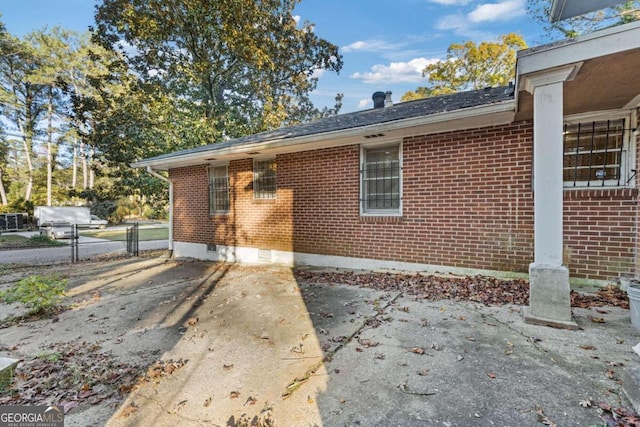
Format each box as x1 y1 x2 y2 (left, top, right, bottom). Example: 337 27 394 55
230 391 240 399
590 317 606 323
457 355 465 361
223 364 234 371
307 395 314 404
418 368 430 376
119 402 138 418
203 397 211 407
578 397 592 408
487 373 496 379
579 345 596 350
466 336 475 342
355 347 363 353
186 317 198 326
357 338 379 348
411 347 425 355
243 396 257 406
339 398 346 404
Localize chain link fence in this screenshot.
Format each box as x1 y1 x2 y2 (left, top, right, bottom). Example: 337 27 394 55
0 223 167 267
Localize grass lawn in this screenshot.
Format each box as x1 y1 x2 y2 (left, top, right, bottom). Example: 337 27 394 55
0 233 66 248
80 226 168 241
0 234 27 246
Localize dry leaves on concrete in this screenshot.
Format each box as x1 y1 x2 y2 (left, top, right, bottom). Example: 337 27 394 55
0 341 188 415
295 270 631 308
596 402 640 427
571 285 630 309
0 341 141 413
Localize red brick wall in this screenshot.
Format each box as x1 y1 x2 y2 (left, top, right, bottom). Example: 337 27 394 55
169 120 639 281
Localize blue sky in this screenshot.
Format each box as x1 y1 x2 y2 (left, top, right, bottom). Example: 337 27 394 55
0 0 553 112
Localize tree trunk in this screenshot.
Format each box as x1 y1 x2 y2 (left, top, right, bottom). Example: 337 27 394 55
46 87 53 206
72 138 77 190
89 146 95 189
17 120 34 202
81 141 88 190
0 168 7 206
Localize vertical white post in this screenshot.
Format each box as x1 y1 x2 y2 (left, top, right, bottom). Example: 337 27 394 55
522 66 578 329
533 81 564 266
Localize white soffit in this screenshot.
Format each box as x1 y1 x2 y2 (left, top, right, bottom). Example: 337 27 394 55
550 0 627 22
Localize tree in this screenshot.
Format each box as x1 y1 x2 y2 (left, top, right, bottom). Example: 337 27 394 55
527 0 640 38
92 0 343 146
0 28 47 202
401 87 437 102
403 33 526 101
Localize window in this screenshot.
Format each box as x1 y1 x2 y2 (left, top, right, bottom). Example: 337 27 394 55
563 118 632 187
361 143 402 215
254 159 277 199
209 165 229 214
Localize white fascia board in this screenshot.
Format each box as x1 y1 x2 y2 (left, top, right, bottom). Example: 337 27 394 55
132 100 515 171
517 20 640 76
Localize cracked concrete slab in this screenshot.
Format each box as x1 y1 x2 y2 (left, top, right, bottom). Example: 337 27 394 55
1 259 638 426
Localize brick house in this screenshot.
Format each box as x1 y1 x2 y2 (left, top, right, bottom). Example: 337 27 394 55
135 21 640 327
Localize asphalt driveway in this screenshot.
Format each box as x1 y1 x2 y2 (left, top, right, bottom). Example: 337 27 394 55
0 257 638 426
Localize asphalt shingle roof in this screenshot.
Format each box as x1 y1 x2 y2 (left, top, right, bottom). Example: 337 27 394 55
138 85 515 164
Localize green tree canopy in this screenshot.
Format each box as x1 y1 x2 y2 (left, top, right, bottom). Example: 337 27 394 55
92 0 343 144
401 33 526 101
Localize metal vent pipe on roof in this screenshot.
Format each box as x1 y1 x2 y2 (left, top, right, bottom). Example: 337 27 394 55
372 91 386 108
385 91 393 107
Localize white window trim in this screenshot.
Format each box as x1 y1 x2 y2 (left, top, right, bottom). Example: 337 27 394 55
359 141 403 217
208 163 230 215
562 110 636 189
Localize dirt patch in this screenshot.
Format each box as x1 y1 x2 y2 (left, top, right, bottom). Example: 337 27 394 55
0 255 222 425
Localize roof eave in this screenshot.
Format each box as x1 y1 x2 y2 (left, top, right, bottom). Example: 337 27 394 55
133 99 515 171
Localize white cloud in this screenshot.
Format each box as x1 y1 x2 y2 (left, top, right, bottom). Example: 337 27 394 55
342 40 401 53
428 0 470 4
349 57 438 84
467 0 526 23
435 13 497 40
358 98 371 109
436 13 468 32
293 15 301 24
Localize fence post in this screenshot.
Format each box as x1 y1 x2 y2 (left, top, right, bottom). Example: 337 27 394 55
71 224 79 263
126 223 139 256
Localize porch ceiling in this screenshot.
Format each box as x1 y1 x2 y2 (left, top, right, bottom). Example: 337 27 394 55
515 48 640 121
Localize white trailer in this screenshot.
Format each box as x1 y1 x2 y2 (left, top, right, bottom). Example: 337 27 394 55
34 206 91 227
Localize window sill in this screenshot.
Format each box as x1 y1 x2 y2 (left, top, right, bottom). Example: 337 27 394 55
563 187 638 199
253 198 277 204
359 215 403 224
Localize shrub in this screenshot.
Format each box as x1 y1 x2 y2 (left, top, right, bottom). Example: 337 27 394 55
0 275 67 315
28 234 65 246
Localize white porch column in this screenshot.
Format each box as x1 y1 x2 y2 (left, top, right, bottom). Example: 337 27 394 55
522 66 580 329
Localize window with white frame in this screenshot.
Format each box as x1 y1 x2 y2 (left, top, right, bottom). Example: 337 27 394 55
360 143 402 215
253 159 277 199
209 165 229 214
563 116 634 187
